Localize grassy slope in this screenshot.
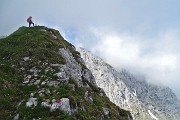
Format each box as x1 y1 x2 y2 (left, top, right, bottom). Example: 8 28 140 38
0 26 130 120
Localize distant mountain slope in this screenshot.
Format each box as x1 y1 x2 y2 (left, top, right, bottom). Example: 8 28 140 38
0 26 131 120
79 47 180 120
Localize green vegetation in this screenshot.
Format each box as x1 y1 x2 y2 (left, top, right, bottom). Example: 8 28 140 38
0 26 66 65
0 26 131 119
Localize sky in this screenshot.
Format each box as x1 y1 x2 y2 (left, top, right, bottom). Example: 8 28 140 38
1 0 180 98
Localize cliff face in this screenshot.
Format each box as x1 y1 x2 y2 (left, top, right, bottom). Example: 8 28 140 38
0 26 131 120
79 48 180 120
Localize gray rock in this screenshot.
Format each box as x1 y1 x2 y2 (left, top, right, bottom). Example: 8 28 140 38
27 75 31 79
29 67 39 75
26 98 37 107
30 93 34 97
79 47 180 120
59 48 96 88
34 80 41 85
88 96 93 103
47 81 59 87
14 113 19 120
23 79 29 84
23 57 30 61
50 98 71 115
52 34 57 39
41 101 51 108
41 81 46 85
103 107 109 116
60 98 71 115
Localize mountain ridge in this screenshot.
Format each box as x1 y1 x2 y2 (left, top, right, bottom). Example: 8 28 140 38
79 47 180 120
0 26 131 120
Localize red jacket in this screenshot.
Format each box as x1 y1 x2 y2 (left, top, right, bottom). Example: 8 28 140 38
27 17 32 22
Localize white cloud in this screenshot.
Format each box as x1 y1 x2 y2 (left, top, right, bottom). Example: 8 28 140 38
88 27 180 98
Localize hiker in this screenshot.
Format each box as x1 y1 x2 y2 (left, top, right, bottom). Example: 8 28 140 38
27 16 34 27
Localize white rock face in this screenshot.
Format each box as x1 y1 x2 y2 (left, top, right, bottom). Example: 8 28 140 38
79 47 180 120
59 48 96 87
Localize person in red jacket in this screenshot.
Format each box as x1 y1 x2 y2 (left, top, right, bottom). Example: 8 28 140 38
27 16 34 27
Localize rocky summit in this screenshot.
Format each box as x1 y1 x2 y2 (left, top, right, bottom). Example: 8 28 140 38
0 26 132 120
79 48 180 120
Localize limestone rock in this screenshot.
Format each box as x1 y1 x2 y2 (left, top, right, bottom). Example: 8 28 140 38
26 98 37 107
79 47 180 120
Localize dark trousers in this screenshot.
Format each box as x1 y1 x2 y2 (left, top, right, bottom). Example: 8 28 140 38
29 22 34 27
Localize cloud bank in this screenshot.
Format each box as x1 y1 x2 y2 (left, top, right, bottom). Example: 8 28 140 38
77 27 180 98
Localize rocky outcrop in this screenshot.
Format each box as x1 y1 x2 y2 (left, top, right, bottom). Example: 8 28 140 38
79 47 180 120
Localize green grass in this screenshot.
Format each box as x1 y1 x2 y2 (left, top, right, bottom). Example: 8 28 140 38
0 26 66 65
0 26 131 120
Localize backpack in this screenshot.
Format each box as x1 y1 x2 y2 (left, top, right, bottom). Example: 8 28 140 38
27 18 31 22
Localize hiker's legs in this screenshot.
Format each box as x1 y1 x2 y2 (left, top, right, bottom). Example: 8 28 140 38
29 22 34 27
29 22 31 27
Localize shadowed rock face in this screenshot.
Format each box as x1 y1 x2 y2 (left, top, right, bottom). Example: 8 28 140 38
79 47 180 120
0 26 131 120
